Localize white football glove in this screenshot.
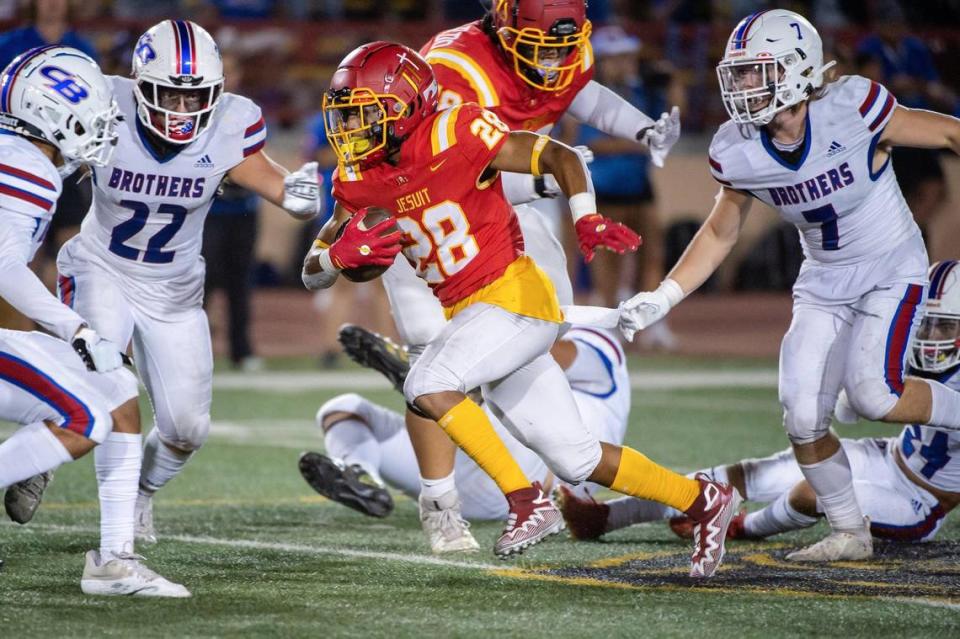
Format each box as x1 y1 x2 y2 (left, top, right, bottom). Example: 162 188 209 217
282 161 323 219
72 327 124 373
618 279 685 342
639 106 681 168
539 145 594 197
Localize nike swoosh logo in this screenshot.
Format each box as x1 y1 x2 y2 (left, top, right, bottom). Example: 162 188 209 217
430 159 447 172
766 38 781 42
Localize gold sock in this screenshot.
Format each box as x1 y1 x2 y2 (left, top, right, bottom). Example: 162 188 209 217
610 446 700 512
438 398 530 495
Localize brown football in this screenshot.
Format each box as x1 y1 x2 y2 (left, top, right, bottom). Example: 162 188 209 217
335 207 400 282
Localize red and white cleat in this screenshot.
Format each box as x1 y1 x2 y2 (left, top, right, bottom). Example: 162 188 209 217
557 485 609 541
669 507 751 542
494 482 564 558
685 474 742 578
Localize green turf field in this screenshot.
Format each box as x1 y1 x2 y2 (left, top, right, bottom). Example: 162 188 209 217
1 357 958 638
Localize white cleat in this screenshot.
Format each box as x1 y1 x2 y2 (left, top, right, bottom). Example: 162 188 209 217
80 549 191 597
786 518 873 562
419 490 480 554
134 493 157 545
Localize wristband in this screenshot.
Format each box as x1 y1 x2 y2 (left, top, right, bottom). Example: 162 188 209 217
660 278 686 308
568 192 597 222
533 175 549 198
317 248 340 273
530 135 550 177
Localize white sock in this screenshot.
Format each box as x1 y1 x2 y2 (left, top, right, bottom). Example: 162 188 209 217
420 471 456 501
0 422 73 488
743 492 818 538
927 379 960 429
139 428 192 495
606 496 679 532
688 465 729 485
798 446 864 533
94 432 142 557
324 418 383 484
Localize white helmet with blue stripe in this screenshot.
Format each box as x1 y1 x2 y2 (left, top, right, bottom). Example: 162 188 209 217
716 9 836 126
132 20 224 145
0 45 119 171
912 261 960 374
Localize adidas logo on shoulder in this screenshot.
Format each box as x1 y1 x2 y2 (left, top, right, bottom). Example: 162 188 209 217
194 154 214 168
826 141 846 158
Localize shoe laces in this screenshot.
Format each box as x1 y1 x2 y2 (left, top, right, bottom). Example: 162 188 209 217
425 506 471 541
112 552 161 579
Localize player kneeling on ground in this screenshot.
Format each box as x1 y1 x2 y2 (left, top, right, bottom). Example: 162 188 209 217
563 261 960 546
0 46 187 596
303 42 740 576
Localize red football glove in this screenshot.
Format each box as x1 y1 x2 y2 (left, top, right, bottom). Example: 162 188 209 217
329 215 402 270
574 214 641 264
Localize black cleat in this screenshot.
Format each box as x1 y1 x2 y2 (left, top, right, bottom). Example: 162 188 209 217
5 471 53 524
298 451 394 518
337 324 410 394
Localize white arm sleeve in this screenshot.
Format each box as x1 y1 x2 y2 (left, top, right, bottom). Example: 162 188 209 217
567 80 655 141
500 172 540 205
0 216 84 341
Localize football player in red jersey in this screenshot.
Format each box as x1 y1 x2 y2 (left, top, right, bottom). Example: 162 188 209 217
303 42 741 576
358 0 683 556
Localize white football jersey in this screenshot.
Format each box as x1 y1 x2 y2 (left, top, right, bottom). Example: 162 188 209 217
708 75 918 266
0 132 86 340
562 326 631 445
79 76 267 280
894 368 960 494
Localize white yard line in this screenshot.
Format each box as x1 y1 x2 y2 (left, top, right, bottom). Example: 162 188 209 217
212 369 779 392
12 522 500 570
6 523 958 611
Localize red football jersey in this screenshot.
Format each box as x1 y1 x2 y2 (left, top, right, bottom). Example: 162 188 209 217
332 103 523 307
420 21 594 133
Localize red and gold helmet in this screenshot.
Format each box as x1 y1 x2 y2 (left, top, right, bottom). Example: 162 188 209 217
492 0 592 92
323 42 438 166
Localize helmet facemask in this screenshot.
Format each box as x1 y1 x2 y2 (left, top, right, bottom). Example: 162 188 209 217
496 7 592 92
911 313 960 374
717 51 816 126
323 87 406 165
135 80 221 144
21 83 120 170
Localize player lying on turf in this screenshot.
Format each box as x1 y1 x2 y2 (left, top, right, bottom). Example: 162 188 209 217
565 260 960 546
616 9 960 562
376 0 681 557
300 325 628 542
0 46 187 596
8 20 323 545
303 41 740 576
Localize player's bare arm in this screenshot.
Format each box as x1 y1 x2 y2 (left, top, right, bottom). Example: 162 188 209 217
619 186 752 341
879 105 960 155
228 150 322 220
488 130 640 263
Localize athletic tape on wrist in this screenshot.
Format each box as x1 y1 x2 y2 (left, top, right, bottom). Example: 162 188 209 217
568 192 597 222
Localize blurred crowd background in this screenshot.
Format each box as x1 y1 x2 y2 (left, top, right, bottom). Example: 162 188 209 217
2 0 959 366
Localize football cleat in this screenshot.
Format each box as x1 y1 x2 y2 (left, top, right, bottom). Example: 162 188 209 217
557 485 609 541
785 517 873 562
418 489 480 554
685 474 742 578
298 451 394 518
5 471 53 524
134 492 157 545
80 547 191 597
669 508 752 541
494 482 564 559
337 324 410 393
